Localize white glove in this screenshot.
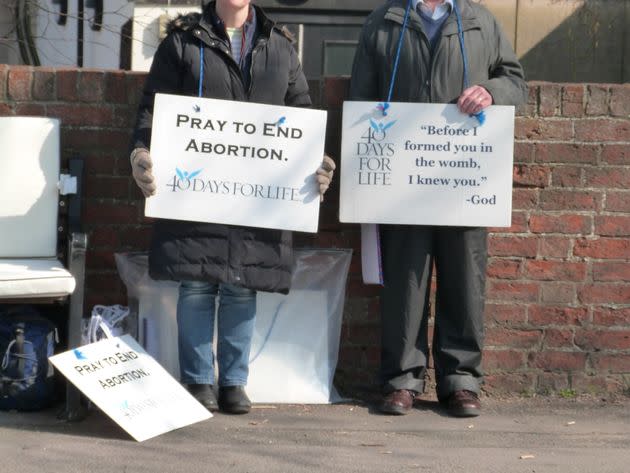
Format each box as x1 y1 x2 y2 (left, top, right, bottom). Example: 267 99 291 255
316 154 336 202
130 148 156 197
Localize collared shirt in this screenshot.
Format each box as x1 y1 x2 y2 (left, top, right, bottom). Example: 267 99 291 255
413 0 454 20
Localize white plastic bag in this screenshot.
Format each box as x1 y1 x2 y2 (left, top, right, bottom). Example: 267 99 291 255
115 249 352 403
81 305 130 345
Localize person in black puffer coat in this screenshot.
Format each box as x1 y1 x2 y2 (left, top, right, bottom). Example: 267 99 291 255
129 0 335 414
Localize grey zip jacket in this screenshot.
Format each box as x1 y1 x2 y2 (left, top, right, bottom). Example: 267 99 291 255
349 0 527 106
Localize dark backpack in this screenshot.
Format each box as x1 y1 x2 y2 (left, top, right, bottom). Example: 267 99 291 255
0 306 58 411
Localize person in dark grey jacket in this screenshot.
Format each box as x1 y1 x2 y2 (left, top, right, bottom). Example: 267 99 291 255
130 0 335 414
349 0 526 417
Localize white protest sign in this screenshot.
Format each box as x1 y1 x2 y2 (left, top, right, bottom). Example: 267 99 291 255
145 94 327 233
340 102 515 227
49 335 211 442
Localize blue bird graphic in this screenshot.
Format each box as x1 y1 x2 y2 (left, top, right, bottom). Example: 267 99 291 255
370 119 397 133
176 168 203 180
381 120 397 131
73 349 87 360
275 116 286 126
193 105 201 112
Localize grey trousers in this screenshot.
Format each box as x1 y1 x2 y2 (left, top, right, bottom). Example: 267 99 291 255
379 225 487 399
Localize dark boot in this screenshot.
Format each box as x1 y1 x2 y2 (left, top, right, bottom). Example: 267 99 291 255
218 386 251 414
187 384 218 412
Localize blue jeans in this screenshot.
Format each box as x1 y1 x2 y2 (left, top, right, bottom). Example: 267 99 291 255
177 281 256 387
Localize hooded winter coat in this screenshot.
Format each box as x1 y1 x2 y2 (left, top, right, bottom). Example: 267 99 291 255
349 0 527 106
132 2 311 294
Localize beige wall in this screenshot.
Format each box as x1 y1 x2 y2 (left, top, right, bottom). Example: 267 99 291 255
478 0 630 83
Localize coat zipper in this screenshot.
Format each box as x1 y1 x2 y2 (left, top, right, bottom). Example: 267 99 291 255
428 34 442 103
404 24 433 102
247 40 266 97
206 36 266 100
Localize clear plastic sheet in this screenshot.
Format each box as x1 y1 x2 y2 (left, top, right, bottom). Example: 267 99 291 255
115 249 352 403
114 252 180 378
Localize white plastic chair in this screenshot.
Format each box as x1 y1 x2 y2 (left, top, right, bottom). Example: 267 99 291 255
0 116 87 419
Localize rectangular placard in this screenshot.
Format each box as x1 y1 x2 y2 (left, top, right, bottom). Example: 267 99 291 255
145 94 327 233
50 335 211 442
340 102 515 227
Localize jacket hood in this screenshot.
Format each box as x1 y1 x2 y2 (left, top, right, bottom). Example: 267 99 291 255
166 12 202 35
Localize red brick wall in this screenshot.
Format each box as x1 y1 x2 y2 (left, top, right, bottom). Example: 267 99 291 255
1 66 629 396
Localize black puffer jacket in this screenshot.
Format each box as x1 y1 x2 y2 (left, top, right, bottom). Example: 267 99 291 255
132 2 311 294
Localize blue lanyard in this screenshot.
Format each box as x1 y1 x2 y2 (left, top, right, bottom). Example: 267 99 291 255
453 1 486 124
198 45 205 97
386 0 413 105
384 0 486 124
453 1 470 89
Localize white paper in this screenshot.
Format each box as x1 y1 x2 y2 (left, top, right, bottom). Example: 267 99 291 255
50 335 211 442
145 94 327 233
248 290 332 403
361 224 383 285
340 102 515 227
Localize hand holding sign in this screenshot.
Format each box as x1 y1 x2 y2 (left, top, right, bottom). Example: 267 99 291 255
316 154 336 202
457 85 493 116
130 148 156 197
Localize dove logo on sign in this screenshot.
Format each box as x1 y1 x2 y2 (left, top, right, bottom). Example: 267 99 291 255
355 112 397 186
357 117 396 158
73 349 87 360
367 118 397 142
166 167 204 192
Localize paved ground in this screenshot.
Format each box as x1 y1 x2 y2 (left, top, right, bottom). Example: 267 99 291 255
1 396 629 473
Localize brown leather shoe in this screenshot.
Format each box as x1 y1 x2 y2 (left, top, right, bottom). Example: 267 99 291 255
446 390 481 417
379 389 415 415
